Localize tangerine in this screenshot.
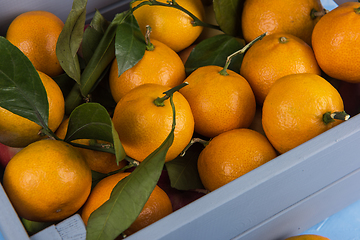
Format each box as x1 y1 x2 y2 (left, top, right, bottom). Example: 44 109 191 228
132 0 205 52
112 83 194 162
0 70 65 148
3 139 92 222
312 2 360 83
241 0 324 46
109 39 186 103
262 73 348 154
240 33 321 104
6 10 64 77
179 65 256 138
197 128 277 192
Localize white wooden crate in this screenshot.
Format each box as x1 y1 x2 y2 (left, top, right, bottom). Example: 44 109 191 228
1 0 360 239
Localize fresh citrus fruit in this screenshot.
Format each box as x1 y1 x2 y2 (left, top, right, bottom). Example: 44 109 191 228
132 0 205 52
312 2 360 83
285 234 330 240
109 39 186 103
240 33 321 104
6 10 64 77
262 73 348 154
179 65 256 138
2 139 92 222
0 70 65 148
197 128 277 192
241 0 324 46
81 172 173 236
55 118 127 174
112 83 194 163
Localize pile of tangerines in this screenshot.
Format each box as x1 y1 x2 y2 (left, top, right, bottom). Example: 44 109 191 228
0 0 359 239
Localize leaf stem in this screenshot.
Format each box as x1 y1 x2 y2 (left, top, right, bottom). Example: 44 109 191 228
145 25 155 51
153 82 189 106
180 137 209 157
323 111 350 124
219 32 266 76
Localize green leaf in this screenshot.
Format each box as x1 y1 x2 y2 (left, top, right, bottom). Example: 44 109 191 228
82 10 111 64
56 0 87 84
165 141 205 190
53 73 76 99
87 127 174 240
79 11 129 98
21 218 55 235
185 34 245 75
213 0 244 37
65 102 126 164
0 37 48 128
86 96 177 240
115 13 146 77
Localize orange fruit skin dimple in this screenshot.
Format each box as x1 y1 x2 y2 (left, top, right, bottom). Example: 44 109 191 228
241 0 323 46
81 172 173 237
197 128 277 192
6 11 64 77
3 139 92 222
240 33 321 105
112 83 194 162
132 0 205 52
109 39 186 103
180 65 256 138
312 2 360 83
262 73 345 154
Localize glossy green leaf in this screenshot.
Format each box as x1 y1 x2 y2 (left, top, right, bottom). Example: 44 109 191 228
79 11 129 98
0 37 48 128
185 34 245 75
56 0 87 83
86 96 176 240
53 73 76 99
65 102 126 164
82 10 110 64
213 0 244 37
165 141 205 190
115 13 146 77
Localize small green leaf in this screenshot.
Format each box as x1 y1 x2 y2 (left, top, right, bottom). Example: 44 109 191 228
86 95 177 240
115 13 146 77
56 0 87 84
82 10 111 64
53 73 76 99
213 0 244 37
185 34 245 75
65 103 126 164
21 218 55 235
79 11 129 98
0 37 48 128
165 141 205 190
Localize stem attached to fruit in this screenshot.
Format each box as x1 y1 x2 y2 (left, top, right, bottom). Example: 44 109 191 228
145 25 155 51
323 111 350 124
131 0 222 30
219 32 267 76
355 6 360 14
153 82 189 106
310 8 328 19
180 137 209 157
